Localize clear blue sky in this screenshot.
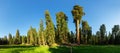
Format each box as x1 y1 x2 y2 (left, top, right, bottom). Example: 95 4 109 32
0 0 120 37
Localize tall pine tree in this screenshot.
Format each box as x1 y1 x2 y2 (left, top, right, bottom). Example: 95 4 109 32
8 33 13 44
28 27 37 45
38 19 46 45
15 29 20 44
45 10 55 46
56 12 69 44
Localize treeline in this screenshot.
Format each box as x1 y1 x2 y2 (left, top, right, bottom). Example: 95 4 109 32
0 5 120 46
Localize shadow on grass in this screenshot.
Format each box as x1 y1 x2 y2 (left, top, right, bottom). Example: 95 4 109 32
49 46 70 53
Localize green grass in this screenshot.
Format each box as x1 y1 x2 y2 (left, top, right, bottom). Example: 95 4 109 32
72 45 120 53
0 45 120 53
0 45 37 53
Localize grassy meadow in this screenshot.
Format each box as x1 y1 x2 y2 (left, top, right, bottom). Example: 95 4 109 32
0 45 120 53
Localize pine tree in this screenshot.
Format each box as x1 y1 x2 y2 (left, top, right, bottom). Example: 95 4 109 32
96 31 101 44
82 20 91 44
112 25 120 44
15 29 20 44
8 33 13 44
99 24 106 44
3 36 8 44
69 31 76 43
56 12 69 44
28 26 37 45
45 10 55 46
38 19 46 45
24 36 27 44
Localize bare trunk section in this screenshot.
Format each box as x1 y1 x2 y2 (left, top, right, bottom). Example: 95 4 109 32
76 20 80 44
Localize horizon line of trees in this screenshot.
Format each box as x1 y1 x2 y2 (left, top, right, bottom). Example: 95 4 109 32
0 5 120 46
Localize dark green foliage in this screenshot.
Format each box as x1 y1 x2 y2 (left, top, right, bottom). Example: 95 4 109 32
0 36 8 45
112 25 120 44
71 5 85 23
27 27 37 45
81 20 92 44
108 32 114 44
15 29 21 44
56 12 69 44
45 10 55 46
68 31 76 43
22 36 27 44
8 33 13 44
99 24 106 44
24 36 27 44
38 19 46 45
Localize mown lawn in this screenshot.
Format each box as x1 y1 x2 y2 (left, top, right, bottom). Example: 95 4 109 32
0 45 120 53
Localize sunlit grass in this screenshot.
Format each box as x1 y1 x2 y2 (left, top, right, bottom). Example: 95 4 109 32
20 45 51 53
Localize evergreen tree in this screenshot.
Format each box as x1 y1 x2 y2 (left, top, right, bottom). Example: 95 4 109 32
82 20 91 44
112 25 120 44
71 5 85 44
87 27 92 44
56 12 69 44
15 29 20 44
8 33 13 44
116 30 120 44
3 36 8 44
38 19 46 45
45 10 55 46
69 31 76 43
28 27 37 45
96 31 101 44
91 35 96 45
12 36 15 44
24 36 27 44
94 34 98 44
100 24 106 44
108 32 113 44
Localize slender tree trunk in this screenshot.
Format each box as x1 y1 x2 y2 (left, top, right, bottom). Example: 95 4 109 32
76 20 80 44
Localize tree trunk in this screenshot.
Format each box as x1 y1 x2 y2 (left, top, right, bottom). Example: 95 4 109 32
76 20 80 44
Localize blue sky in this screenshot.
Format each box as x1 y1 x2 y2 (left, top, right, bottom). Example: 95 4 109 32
0 0 120 37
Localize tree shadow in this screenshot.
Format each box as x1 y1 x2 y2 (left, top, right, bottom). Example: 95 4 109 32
49 46 70 53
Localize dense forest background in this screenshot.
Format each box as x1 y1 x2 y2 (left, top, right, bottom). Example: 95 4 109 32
0 5 120 46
